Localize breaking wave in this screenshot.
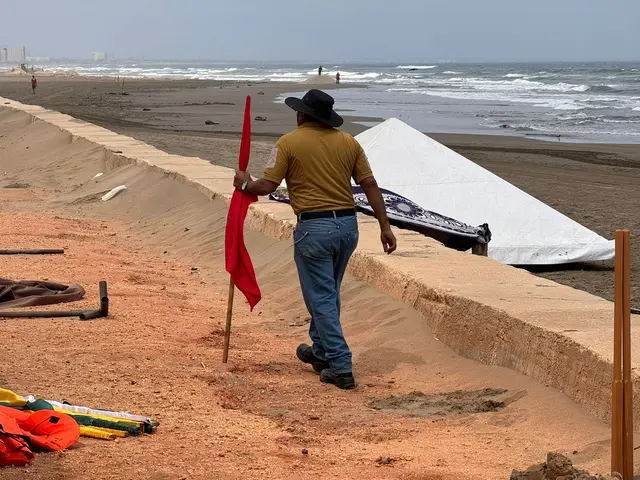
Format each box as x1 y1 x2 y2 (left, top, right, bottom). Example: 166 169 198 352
396 65 437 70
586 84 619 93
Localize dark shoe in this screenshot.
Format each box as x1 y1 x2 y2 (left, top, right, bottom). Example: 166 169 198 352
296 344 329 374
319 369 356 390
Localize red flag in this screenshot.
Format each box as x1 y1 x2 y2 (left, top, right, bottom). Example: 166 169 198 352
225 96 261 310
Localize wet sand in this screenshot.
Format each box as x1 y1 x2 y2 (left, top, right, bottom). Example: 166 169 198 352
0 77 638 308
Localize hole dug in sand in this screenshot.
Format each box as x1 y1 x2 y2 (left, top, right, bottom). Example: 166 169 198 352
367 388 526 417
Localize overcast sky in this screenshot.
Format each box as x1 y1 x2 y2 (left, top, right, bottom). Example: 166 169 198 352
3 0 639 62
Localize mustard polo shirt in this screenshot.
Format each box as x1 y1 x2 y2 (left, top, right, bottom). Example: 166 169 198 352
263 123 373 215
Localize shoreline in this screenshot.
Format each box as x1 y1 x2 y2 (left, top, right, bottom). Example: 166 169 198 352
3 74 640 144
4 57 640 145
2 74 640 145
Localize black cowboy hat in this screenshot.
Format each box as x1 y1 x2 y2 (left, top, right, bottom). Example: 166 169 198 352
285 89 344 128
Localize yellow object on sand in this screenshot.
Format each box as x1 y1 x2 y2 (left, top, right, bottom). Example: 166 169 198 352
0 387 156 439
92 427 129 438
0 388 27 407
79 426 117 440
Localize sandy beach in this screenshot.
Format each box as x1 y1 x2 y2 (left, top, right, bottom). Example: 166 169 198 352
1 76 636 308
3 0 639 474
0 108 624 478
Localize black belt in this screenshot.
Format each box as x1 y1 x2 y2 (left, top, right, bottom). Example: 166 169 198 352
298 209 356 221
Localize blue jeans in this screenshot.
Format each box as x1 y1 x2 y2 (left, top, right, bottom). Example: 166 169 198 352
293 215 359 374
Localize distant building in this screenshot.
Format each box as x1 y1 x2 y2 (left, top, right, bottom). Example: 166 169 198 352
0 46 27 63
92 52 108 62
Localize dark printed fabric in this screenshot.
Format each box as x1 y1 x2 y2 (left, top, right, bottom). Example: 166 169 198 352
269 186 491 252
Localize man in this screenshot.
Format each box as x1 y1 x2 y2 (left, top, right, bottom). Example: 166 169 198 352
31 76 37 95
318 66 323 76
233 89 396 389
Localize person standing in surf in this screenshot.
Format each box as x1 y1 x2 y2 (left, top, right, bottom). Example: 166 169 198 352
232 89 396 389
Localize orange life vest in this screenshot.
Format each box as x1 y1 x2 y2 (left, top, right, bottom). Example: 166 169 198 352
0 407 79 466
0 410 34 466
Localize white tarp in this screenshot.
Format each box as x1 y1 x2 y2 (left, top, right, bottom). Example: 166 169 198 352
355 118 614 265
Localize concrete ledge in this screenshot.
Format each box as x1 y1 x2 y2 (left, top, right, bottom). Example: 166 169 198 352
1 97 638 427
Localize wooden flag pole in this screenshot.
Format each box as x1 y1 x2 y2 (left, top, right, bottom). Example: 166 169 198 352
222 277 235 364
222 95 256 364
622 230 633 480
612 230 624 476
612 229 633 479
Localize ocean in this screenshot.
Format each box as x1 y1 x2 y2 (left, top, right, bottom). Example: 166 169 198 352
10 60 640 143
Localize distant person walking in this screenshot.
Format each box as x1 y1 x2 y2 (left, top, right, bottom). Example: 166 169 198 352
31 76 37 95
318 66 323 76
336 72 340 84
233 89 396 389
